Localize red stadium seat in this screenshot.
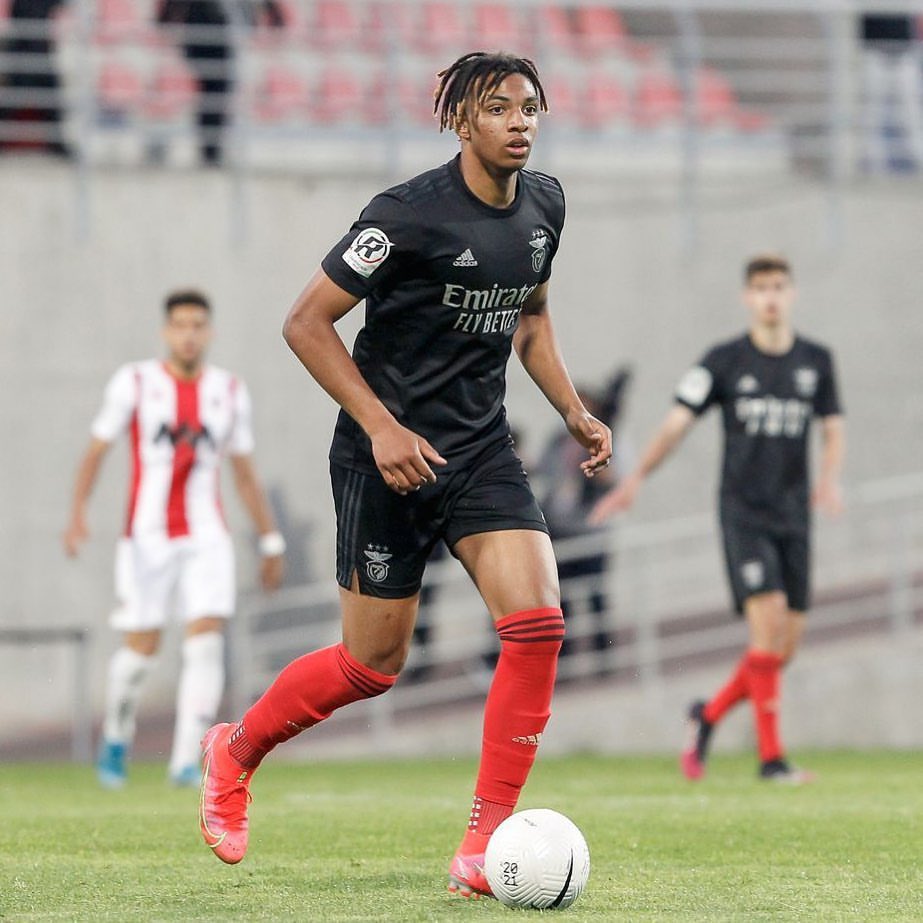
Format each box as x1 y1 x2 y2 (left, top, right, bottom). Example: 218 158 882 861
97 58 145 111
144 58 198 119
362 70 434 127
252 64 309 122
312 67 364 124
474 3 523 53
312 0 362 50
583 70 629 129
695 66 737 127
536 5 574 53
572 5 627 56
95 0 146 45
416 2 467 55
543 73 578 127
633 67 683 128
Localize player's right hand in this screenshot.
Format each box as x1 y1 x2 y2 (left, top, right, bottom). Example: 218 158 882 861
63 519 89 557
370 422 447 495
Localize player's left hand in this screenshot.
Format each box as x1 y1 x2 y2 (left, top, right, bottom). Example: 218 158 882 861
811 479 844 517
260 553 285 591
566 410 612 478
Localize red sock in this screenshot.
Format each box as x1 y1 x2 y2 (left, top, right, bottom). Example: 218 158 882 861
703 653 750 724
745 650 784 762
227 643 395 768
465 607 565 843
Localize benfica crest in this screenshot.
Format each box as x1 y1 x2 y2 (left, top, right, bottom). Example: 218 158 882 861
364 546 392 583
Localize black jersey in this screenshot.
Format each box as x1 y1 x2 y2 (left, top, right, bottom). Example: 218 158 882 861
675 334 842 530
321 154 566 474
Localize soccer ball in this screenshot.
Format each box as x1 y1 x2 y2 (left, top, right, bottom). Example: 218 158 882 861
484 809 590 910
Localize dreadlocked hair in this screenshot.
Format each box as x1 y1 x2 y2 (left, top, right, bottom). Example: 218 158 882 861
434 51 547 132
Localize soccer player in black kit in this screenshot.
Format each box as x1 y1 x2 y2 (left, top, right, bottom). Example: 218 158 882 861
197 52 612 898
592 254 844 783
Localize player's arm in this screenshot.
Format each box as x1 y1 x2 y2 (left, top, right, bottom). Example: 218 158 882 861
63 437 112 557
282 269 446 495
228 454 285 591
514 282 612 477
812 414 845 516
588 405 696 524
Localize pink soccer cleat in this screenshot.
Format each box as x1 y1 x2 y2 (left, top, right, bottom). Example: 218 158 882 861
199 723 254 865
447 850 494 899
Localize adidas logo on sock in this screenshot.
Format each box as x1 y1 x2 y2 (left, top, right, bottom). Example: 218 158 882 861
453 248 478 267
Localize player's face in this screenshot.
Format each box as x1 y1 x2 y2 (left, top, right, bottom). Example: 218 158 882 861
163 304 212 371
458 73 540 173
743 271 794 330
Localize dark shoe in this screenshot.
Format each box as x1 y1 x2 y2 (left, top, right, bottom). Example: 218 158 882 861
758 758 815 785
680 700 713 780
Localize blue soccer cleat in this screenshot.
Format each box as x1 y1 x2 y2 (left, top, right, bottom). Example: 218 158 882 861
97 740 128 789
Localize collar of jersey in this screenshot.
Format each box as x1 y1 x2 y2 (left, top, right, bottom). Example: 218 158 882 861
448 154 525 217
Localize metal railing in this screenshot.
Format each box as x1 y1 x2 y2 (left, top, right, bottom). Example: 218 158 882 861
229 471 923 727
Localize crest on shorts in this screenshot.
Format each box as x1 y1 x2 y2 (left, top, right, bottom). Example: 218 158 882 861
364 546 392 583
793 367 818 398
741 559 765 590
529 229 548 273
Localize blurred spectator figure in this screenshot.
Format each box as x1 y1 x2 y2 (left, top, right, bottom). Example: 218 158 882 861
538 367 632 667
859 13 923 173
0 0 69 156
157 0 283 165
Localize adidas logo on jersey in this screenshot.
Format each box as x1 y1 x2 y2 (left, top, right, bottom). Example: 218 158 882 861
453 248 478 267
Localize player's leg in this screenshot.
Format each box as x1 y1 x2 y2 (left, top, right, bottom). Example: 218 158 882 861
169 533 235 785
98 537 173 788
448 528 564 898
681 522 781 780
199 465 427 864
744 589 789 771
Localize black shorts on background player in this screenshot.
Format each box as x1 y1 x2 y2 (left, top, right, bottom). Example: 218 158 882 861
721 516 810 614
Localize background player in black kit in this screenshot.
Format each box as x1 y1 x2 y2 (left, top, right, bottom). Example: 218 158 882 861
197 52 612 897
592 254 844 783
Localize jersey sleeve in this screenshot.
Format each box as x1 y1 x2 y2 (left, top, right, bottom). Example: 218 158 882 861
89 364 137 442
814 348 843 417
674 347 722 415
228 378 256 456
320 192 415 299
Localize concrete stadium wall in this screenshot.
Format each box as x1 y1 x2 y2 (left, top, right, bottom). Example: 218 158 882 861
1 157 921 750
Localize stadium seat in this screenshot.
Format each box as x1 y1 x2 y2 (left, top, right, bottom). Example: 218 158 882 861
97 58 145 113
583 70 629 130
633 67 683 129
143 57 198 119
695 66 737 128
415 2 467 55
542 72 578 127
473 3 523 53
572 5 627 56
536 5 574 54
95 0 147 45
360 70 433 127
312 67 364 124
252 63 309 122
312 0 362 50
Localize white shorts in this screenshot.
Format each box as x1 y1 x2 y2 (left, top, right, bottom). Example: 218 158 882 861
111 531 236 631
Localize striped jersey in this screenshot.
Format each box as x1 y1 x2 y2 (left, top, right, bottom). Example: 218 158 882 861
91 360 254 538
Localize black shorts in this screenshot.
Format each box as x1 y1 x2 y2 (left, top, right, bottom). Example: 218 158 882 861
720 515 810 615
331 440 548 598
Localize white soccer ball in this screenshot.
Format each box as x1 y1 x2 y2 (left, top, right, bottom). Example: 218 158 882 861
484 809 590 910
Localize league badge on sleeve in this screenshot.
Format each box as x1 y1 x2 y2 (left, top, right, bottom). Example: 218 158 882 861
342 228 393 278
529 229 548 273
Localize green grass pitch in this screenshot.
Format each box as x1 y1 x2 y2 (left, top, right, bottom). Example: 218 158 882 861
2 751 920 921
